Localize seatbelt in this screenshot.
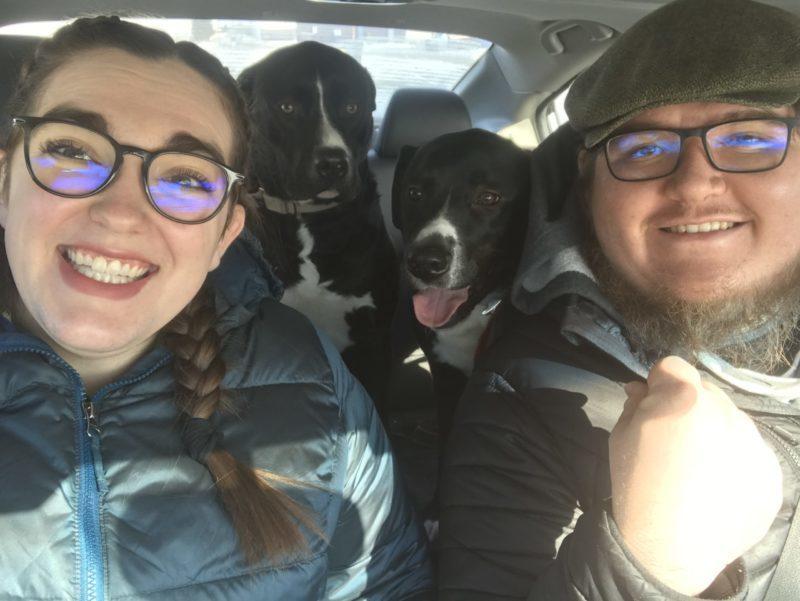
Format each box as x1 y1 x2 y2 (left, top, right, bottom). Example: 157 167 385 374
763 501 800 600
763 442 800 601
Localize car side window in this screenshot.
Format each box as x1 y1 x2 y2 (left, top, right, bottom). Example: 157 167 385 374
538 83 571 137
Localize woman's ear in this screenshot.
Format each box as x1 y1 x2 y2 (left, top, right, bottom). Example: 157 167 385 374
209 203 245 271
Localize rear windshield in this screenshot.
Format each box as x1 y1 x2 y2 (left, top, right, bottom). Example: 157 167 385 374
0 19 491 127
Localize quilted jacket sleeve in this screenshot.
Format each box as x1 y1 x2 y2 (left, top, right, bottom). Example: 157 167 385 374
317 332 434 601
439 366 747 601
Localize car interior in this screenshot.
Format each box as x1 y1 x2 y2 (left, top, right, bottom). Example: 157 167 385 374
1 0 798 515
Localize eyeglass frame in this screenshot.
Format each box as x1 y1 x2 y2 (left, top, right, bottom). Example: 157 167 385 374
600 117 800 182
10 115 246 224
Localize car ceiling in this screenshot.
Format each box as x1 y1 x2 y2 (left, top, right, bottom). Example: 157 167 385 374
4 0 798 40
1 0 798 112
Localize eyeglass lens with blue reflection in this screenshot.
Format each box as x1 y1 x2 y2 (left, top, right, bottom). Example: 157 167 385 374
11 116 244 224
604 118 798 182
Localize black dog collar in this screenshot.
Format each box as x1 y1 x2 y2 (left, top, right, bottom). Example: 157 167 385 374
255 189 339 215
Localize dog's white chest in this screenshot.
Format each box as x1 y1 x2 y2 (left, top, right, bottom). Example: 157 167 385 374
432 303 491 375
281 224 375 351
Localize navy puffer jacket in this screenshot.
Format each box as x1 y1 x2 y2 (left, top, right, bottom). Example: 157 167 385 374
0 233 433 601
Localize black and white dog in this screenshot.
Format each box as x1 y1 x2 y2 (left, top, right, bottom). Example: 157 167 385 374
393 129 530 440
239 42 397 409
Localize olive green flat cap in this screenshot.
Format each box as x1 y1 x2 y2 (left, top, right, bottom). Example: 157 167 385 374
566 0 800 148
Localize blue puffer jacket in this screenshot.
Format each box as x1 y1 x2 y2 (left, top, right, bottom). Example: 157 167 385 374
0 233 433 601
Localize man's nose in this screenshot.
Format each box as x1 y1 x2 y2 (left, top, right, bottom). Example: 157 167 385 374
664 137 727 201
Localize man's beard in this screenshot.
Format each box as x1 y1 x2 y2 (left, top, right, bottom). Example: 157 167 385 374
584 234 800 375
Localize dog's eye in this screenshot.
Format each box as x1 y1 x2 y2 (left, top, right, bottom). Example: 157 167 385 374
280 102 295 114
475 191 501 206
345 103 359 115
408 187 423 201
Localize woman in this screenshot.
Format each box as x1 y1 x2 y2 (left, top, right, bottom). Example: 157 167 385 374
0 16 432 600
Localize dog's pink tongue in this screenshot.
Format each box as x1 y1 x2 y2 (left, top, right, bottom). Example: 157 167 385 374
413 287 469 329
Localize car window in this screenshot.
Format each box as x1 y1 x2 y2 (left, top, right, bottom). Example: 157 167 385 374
0 18 491 129
539 83 571 137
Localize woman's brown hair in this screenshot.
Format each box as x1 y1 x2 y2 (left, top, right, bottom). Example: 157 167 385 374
0 16 315 564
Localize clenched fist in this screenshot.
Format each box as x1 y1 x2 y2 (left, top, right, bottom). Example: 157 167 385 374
609 356 783 595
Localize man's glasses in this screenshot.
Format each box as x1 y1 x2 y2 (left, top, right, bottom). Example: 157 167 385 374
10 116 245 224
602 117 799 182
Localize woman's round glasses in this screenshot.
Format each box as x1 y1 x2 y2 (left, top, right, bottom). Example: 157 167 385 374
11 115 245 224
603 117 799 182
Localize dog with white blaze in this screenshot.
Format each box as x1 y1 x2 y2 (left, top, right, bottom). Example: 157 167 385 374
392 128 531 443
238 42 398 412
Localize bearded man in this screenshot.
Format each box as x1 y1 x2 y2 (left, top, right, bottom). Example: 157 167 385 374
439 0 800 599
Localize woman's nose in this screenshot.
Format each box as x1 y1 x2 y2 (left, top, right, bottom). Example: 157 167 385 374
87 156 150 231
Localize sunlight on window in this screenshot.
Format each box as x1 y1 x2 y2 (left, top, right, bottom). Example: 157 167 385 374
498 118 539 149
0 19 491 127
543 85 571 136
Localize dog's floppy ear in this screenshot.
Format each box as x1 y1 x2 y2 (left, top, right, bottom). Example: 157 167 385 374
237 67 254 107
391 145 418 231
363 65 377 113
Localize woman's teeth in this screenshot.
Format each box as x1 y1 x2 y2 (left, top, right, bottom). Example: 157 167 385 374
666 221 736 234
65 248 151 285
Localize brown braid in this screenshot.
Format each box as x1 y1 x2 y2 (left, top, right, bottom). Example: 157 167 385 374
162 284 321 563
161 285 229 419
0 16 317 564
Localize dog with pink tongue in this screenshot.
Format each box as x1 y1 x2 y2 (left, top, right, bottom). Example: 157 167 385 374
412 287 471 329
392 129 530 444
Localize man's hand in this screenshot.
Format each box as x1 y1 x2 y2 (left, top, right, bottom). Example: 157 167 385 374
609 356 783 595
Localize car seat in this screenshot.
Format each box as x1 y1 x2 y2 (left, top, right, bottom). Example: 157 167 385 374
369 87 472 252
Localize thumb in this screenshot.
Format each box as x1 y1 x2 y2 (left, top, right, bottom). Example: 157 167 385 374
648 355 702 390
624 380 648 400
618 380 647 425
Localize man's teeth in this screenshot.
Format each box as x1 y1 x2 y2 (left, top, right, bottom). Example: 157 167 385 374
65 248 150 284
667 221 736 234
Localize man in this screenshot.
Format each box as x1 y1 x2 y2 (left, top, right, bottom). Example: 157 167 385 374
439 0 800 599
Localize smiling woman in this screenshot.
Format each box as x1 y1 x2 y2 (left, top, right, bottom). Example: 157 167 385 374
0 16 431 601
3 51 246 347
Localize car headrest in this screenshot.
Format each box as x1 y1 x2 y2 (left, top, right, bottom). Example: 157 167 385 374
375 88 471 158
0 35 40 126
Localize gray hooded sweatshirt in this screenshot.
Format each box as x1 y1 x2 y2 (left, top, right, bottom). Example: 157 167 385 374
439 125 800 601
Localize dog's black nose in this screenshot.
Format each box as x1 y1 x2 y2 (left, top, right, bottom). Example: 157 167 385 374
407 246 452 282
314 149 348 181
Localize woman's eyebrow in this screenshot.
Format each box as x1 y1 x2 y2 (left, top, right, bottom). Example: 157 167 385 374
164 133 225 163
42 106 108 132
39 105 226 162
